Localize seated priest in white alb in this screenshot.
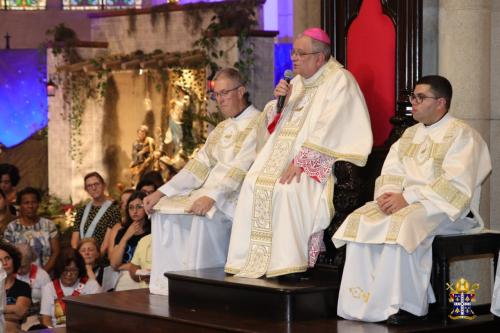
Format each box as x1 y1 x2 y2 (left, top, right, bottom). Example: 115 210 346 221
143 68 264 295
224 28 373 279
333 75 492 324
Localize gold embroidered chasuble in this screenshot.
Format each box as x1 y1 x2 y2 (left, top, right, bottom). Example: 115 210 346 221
333 114 492 253
225 58 373 278
154 105 263 218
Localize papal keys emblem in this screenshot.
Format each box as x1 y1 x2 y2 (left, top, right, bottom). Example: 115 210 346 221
447 278 479 320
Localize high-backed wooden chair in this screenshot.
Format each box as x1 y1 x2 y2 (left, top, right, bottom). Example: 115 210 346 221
319 1 499 320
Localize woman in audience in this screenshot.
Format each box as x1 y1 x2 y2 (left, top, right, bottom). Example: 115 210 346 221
107 188 134 252
109 191 151 291
77 238 103 285
4 187 60 274
40 249 101 328
0 189 16 236
16 244 51 330
70 172 121 255
0 241 31 333
0 163 20 215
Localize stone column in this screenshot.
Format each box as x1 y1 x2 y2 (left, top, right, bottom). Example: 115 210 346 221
293 0 321 36
490 0 500 233
438 0 493 303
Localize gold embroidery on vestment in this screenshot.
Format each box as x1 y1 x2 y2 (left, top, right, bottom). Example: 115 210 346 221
267 265 309 278
205 121 228 165
236 86 312 278
226 167 246 184
430 177 470 211
349 287 370 303
343 203 384 239
398 120 463 177
385 203 422 242
234 113 263 155
184 158 210 181
303 141 368 166
375 175 405 194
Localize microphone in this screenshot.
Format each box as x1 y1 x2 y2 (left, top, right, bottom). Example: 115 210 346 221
277 70 293 113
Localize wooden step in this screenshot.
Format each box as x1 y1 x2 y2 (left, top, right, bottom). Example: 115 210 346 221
64 288 500 333
165 267 340 321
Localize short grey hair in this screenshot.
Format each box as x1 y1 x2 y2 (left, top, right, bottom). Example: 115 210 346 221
17 243 37 264
213 68 246 86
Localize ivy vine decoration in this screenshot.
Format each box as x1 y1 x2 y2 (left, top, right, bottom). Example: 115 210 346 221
44 24 110 164
191 0 260 82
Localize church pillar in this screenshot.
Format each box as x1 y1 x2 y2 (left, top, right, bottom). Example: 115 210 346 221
293 0 321 36
438 0 493 303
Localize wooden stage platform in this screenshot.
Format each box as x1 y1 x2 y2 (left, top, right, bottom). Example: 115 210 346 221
60 267 500 333
61 289 500 332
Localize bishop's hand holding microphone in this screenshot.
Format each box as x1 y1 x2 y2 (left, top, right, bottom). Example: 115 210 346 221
274 69 293 113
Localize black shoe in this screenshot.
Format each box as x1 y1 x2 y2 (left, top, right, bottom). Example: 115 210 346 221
387 310 427 325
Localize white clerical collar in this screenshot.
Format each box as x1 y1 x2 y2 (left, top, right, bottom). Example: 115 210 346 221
233 105 253 120
301 61 328 87
425 112 451 130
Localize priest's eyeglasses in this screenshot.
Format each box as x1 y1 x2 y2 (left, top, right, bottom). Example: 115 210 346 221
290 49 320 58
408 93 440 104
210 85 242 100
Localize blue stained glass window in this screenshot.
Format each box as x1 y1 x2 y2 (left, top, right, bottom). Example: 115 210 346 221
274 43 293 86
1 0 46 10
0 50 48 148
62 0 142 10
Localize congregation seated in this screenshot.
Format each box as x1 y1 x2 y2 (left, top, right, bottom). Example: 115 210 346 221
0 189 16 236
0 163 20 216
4 187 60 274
144 67 263 295
40 249 101 328
0 241 31 333
109 191 150 291
332 75 492 324
16 244 51 330
71 172 121 255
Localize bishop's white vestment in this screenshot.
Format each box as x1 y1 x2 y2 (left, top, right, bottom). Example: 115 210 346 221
224 58 373 278
150 105 263 295
333 114 492 322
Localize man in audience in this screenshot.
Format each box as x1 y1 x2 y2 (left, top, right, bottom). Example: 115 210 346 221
333 75 492 324
224 28 372 279
144 68 264 295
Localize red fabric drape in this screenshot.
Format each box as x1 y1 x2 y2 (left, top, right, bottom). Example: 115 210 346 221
346 0 396 146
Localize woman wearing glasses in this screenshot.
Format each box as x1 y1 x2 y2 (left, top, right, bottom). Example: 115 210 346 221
40 249 101 328
109 191 151 291
70 172 121 255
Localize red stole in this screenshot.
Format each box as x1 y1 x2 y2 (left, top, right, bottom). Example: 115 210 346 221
29 264 38 286
53 277 88 314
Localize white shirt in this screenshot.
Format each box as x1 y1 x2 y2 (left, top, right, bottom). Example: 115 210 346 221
17 264 51 303
40 278 101 327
